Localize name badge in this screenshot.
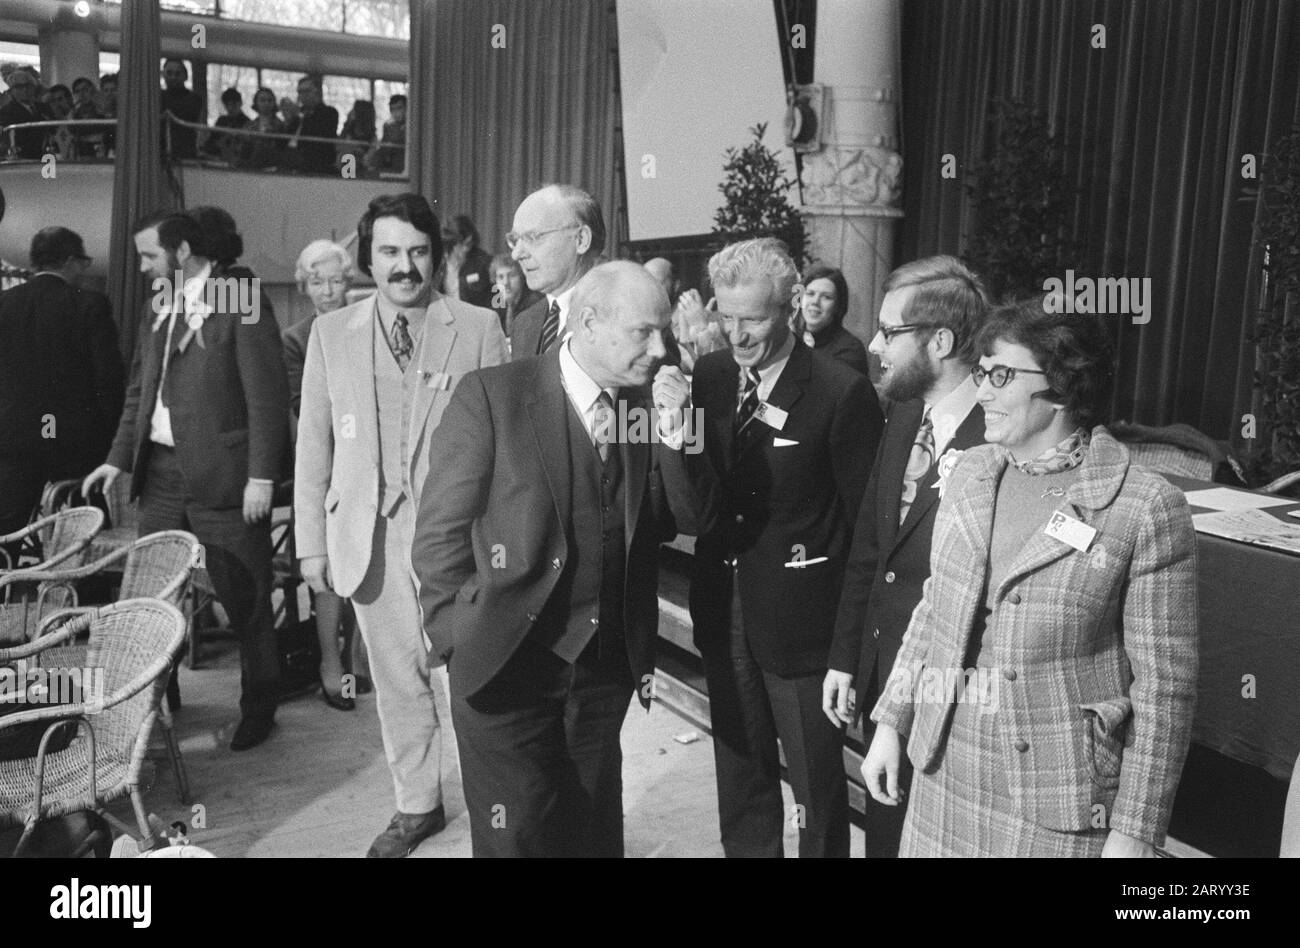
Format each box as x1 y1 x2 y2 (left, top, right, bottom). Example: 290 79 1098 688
424 371 453 391
1044 511 1097 552
754 401 788 431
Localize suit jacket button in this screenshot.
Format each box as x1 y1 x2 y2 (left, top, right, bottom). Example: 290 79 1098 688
884 571 896 583
873 628 880 639
1006 592 1022 604
551 557 562 569
1003 668 1017 681
590 617 599 627
526 612 537 622
734 514 745 524
1013 739 1029 752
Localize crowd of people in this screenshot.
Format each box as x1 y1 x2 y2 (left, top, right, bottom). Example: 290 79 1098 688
0 59 405 174
0 174 1204 860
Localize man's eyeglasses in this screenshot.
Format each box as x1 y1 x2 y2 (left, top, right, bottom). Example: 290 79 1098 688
876 322 938 342
971 364 1048 388
505 223 581 251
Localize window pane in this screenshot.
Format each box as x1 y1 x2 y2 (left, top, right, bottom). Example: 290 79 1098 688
343 0 410 39
221 0 345 30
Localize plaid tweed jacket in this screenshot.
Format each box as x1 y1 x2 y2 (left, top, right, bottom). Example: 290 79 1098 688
871 427 1199 845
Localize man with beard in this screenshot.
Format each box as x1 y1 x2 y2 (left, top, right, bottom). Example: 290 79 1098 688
83 211 289 751
295 193 507 857
822 255 992 856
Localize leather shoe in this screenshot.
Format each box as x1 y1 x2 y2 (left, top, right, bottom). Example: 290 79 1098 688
366 807 446 858
230 716 274 751
320 677 355 712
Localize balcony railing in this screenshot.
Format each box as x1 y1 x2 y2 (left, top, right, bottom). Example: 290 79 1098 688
0 113 407 178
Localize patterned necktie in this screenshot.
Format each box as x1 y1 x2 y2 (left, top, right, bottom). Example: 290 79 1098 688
390 311 413 371
732 368 761 462
593 391 615 464
538 300 561 354
898 407 935 525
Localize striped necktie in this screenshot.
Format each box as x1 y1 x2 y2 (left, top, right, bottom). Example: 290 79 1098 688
731 368 761 463
538 300 561 354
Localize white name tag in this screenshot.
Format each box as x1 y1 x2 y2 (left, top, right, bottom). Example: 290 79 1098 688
1044 511 1097 552
754 401 788 431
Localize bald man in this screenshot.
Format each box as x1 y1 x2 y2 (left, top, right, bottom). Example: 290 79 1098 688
413 262 714 857
643 257 678 305
507 184 606 358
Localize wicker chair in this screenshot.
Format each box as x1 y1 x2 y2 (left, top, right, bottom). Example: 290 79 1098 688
0 598 187 857
0 531 200 805
0 508 105 648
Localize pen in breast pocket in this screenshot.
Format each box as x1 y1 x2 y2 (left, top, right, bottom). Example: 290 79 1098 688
784 555 829 568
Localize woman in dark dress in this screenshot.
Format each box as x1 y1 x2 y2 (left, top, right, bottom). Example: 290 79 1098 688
795 264 870 376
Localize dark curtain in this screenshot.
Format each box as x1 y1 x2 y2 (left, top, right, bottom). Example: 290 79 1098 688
108 0 172 361
898 0 1300 443
413 0 624 256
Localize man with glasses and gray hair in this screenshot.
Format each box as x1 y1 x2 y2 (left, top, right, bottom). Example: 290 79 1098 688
823 254 992 856
507 183 606 357
681 237 882 857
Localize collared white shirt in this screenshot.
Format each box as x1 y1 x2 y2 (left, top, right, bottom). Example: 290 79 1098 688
925 374 979 457
559 338 616 445
549 285 577 342
149 261 213 446
748 333 796 403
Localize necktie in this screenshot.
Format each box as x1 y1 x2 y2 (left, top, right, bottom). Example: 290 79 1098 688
390 312 413 371
732 368 761 463
538 300 561 354
898 407 935 525
593 391 615 464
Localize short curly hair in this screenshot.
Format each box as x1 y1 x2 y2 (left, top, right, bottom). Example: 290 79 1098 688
975 299 1116 429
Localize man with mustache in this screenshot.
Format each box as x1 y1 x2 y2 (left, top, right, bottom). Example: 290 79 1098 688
823 255 992 856
295 193 508 857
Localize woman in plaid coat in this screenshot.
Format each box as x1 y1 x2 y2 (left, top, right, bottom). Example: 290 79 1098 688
860 302 1199 857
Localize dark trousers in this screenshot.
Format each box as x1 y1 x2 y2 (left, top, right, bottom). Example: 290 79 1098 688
137 444 280 718
701 578 849 858
451 636 633 858
0 454 46 567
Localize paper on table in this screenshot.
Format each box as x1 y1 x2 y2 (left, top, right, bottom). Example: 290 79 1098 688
1183 487 1292 511
1192 508 1300 555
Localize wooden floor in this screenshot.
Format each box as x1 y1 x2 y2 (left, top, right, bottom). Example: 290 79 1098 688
30 634 864 858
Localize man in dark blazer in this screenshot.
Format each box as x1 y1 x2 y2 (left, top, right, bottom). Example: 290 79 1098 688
0 227 123 549
507 184 604 358
83 211 289 751
823 255 992 856
284 73 339 174
686 238 882 858
413 261 711 857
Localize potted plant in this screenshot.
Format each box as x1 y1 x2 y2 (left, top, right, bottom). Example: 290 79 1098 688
713 122 808 268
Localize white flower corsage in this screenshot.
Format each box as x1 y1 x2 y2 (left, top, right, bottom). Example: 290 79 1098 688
177 302 214 351
933 448 965 498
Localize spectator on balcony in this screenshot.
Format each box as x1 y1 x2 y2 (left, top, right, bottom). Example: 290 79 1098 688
245 86 286 169
160 58 204 159
205 88 252 162
366 93 406 174
283 73 338 175
42 84 73 119
70 77 104 158
99 72 118 154
0 68 52 159
338 99 376 175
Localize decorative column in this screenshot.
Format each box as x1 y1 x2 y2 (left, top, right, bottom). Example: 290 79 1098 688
799 0 903 345
37 6 101 88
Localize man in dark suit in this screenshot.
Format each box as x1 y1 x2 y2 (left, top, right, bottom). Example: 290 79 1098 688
506 184 604 358
284 73 339 174
0 68 52 159
83 211 289 751
489 253 542 338
413 261 711 857
160 59 204 160
686 238 883 858
0 228 123 550
823 255 992 856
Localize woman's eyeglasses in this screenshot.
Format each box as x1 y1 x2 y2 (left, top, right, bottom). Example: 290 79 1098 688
971 364 1048 388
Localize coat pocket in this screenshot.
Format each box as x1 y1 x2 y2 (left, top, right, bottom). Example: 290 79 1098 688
1079 696 1132 789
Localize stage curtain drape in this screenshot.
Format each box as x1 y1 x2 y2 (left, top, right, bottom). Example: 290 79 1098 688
898 0 1300 442
412 0 624 257
108 0 172 361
